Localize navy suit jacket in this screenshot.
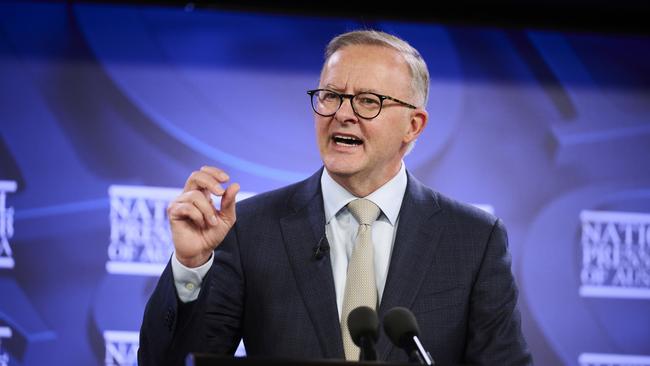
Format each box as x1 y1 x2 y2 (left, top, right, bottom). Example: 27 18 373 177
138 169 532 365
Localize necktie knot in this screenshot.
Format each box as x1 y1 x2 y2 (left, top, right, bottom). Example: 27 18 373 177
347 198 381 226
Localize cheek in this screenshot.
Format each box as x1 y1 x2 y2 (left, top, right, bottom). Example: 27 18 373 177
315 118 330 141
392 117 414 141
371 120 405 142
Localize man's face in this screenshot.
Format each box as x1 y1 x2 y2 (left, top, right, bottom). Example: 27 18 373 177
315 44 427 188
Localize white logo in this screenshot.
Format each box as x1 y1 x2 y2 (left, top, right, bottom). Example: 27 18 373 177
0 181 17 270
580 210 650 299
0 326 12 366
103 330 139 366
107 185 180 276
107 185 255 276
579 353 650 366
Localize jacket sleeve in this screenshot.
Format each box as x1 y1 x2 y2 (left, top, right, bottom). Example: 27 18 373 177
138 228 244 366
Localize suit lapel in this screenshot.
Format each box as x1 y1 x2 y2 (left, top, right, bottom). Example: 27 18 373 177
376 172 444 360
280 170 344 358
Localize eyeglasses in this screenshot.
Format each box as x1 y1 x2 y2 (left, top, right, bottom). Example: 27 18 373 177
307 89 417 120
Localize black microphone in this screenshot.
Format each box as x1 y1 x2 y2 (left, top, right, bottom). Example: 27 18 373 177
312 234 330 260
347 306 379 361
383 307 434 365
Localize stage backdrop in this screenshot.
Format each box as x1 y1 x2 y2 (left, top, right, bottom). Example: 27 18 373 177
1 2 649 365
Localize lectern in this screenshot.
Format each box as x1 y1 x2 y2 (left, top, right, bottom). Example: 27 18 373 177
187 354 415 366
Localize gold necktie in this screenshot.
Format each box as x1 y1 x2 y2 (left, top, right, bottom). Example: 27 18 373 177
341 198 381 360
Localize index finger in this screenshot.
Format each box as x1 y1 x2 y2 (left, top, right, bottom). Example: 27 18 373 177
200 166 230 182
183 170 226 196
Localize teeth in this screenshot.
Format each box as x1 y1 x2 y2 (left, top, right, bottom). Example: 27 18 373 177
334 135 360 141
333 135 362 146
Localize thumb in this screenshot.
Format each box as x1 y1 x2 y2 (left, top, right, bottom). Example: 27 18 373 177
219 183 240 224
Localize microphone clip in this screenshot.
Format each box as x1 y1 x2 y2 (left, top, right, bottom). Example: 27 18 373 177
312 235 330 260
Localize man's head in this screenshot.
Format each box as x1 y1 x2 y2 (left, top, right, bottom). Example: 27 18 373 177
324 30 430 107
312 30 429 196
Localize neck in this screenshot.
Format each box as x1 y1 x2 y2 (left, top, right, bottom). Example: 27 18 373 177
328 163 402 197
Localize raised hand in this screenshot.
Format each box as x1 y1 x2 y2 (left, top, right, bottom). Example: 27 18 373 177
167 166 240 268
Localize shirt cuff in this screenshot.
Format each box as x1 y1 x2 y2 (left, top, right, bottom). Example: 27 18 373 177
171 252 214 303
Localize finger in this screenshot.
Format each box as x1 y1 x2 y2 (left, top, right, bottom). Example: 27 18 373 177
200 166 230 183
218 183 240 224
203 189 214 205
168 201 208 228
184 170 226 196
183 190 219 227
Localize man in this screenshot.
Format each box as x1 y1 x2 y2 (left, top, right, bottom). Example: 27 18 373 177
138 30 532 365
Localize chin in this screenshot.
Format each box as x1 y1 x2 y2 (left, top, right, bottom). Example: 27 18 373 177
322 157 363 177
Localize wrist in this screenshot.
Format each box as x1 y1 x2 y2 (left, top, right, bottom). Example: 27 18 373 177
175 251 212 268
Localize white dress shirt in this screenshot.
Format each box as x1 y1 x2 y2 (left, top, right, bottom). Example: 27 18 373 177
172 163 407 309
321 163 406 317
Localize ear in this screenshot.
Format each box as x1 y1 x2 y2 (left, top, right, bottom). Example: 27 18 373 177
403 109 428 144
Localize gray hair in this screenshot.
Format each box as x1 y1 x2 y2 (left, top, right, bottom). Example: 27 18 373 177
323 30 429 107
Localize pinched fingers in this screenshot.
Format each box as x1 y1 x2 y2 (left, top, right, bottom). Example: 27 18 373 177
200 166 229 181
183 166 230 196
167 201 204 229
168 190 218 228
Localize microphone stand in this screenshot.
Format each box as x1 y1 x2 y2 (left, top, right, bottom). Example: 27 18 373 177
358 336 378 361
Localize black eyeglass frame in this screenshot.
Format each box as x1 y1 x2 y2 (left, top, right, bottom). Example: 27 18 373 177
307 88 417 119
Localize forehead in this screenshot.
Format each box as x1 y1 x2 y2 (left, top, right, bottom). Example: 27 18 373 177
320 44 411 93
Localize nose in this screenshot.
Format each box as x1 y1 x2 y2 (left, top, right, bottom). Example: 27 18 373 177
334 96 358 123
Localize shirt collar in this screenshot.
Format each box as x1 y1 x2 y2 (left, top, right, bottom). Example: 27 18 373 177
321 163 407 226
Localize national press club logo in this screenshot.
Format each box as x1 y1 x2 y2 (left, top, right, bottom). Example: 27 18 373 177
579 209 650 366
103 330 139 366
580 210 650 299
0 180 17 366
107 185 181 276
0 180 17 269
0 181 16 365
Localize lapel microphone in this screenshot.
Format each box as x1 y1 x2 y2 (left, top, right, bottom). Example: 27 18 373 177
312 234 330 260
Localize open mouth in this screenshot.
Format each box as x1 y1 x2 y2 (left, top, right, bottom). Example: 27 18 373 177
332 134 363 146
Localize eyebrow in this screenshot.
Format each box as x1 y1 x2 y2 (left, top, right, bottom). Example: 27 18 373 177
323 84 343 92
323 84 382 94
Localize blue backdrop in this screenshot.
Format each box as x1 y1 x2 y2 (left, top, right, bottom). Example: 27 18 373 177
1 2 649 365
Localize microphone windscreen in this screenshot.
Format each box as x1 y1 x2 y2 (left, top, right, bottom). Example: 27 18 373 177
383 307 420 347
347 306 379 346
